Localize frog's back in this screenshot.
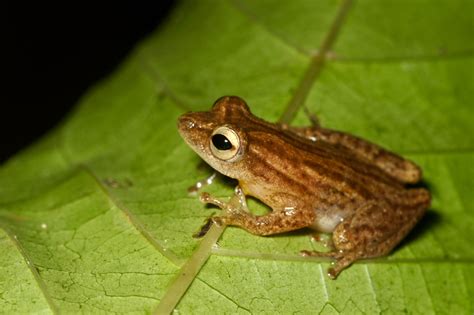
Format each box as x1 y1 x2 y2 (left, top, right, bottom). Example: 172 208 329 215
246 128 430 212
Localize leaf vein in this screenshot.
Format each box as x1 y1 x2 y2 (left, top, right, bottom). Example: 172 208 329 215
364 265 380 313
196 278 252 314
228 0 309 57
279 0 354 124
0 225 59 314
79 165 183 267
331 50 474 64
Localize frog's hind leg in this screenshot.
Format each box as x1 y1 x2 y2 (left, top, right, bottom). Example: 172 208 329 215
316 128 422 184
301 249 358 279
302 202 416 279
310 232 334 249
281 123 422 184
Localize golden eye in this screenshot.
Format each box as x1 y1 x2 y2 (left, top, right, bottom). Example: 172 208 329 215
210 126 242 161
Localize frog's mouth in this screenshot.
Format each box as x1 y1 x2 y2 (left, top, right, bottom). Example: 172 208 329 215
177 113 212 156
178 112 241 178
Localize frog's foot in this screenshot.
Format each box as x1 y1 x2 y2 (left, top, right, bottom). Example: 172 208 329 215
199 186 250 227
200 186 248 212
199 192 228 209
311 233 334 249
300 249 356 279
300 249 341 259
326 254 357 279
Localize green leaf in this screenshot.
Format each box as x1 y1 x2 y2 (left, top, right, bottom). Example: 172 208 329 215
1 0 473 313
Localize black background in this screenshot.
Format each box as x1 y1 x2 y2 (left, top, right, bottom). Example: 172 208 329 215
2 1 175 163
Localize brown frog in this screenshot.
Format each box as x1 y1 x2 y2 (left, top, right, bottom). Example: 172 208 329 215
177 96 431 279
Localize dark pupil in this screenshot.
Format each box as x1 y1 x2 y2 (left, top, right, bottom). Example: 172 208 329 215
212 134 232 150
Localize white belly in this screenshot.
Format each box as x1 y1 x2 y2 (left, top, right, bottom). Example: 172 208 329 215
311 209 346 233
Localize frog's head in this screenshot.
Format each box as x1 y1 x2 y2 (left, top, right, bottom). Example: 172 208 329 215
177 96 253 178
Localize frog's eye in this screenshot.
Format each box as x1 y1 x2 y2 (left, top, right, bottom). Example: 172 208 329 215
210 126 242 161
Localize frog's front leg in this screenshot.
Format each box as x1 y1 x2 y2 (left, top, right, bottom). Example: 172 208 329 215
200 187 315 236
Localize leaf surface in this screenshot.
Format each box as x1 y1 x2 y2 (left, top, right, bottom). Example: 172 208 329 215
1 0 473 313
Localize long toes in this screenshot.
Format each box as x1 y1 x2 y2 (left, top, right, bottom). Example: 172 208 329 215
211 216 225 226
199 192 211 202
300 250 340 258
200 193 227 209
327 256 356 279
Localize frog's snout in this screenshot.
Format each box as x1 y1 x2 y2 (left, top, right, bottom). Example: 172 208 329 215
178 114 196 131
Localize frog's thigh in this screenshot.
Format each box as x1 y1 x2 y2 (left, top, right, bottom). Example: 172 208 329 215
319 203 397 278
290 126 421 184
332 202 400 258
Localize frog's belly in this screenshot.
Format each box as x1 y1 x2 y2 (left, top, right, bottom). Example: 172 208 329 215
311 208 347 233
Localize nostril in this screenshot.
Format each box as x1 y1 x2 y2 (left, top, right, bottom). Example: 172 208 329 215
178 115 196 129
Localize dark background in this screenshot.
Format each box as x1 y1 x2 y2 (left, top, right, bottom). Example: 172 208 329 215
2 1 175 163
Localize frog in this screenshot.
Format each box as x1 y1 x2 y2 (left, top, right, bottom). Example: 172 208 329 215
177 96 431 279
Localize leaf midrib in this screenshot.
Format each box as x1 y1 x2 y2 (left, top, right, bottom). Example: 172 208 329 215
209 248 474 264
153 0 355 313
8 0 470 313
